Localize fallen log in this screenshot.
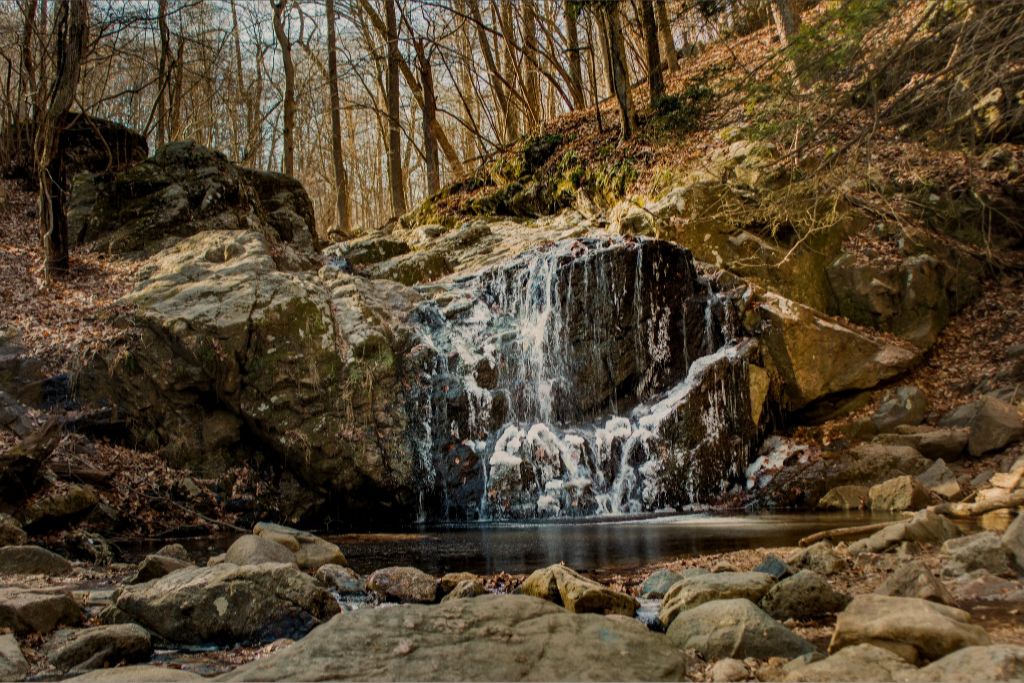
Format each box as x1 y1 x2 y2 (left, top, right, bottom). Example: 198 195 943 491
929 491 1024 518
798 520 902 547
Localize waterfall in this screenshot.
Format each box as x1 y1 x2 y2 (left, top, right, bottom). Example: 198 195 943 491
405 236 757 521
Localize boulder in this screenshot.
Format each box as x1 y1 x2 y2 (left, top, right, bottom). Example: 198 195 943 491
225 535 297 567
829 594 990 662
70 141 316 256
908 644 1024 681
665 598 817 660
106 562 339 645
916 459 961 498
787 541 847 575
941 532 1013 577
659 571 775 627
1005 512 1024 570
46 624 152 673
709 658 749 682
784 643 918 682
818 485 869 511
253 522 346 570
0 545 73 575
753 554 793 580
0 633 29 681
441 579 487 602
66 665 202 681
875 560 955 605
218 595 689 682
639 568 686 598
872 385 927 433
759 570 850 620
439 572 478 595
868 475 931 511
849 509 960 554
519 564 637 616
0 513 27 547
128 554 193 584
154 544 190 562
20 484 98 529
758 293 919 409
873 427 969 460
967 396 1024 457
315 564 364 595
0 588 82 635
948 569 1024 603
366 566 439 604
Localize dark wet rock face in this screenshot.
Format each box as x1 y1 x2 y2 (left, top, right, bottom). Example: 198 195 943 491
80 232 760 523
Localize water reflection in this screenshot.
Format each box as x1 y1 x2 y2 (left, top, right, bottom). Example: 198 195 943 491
330 512 897 575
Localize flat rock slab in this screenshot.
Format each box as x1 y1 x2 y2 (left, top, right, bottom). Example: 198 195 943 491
0 587 82 635
46 623 152 673
830 594 990 662
0 545 72 575
67 664 203 681
107 562 339 645
217 594 689 682
659 571 774 627
784 643 917 682
0 633 29 680
941 531 1013 578
665 598 816 660
907 644 1024 681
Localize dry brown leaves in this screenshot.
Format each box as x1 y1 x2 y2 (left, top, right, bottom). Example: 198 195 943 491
0 179 137 373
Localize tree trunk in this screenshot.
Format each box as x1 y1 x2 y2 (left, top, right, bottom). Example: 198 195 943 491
36 0 87 278
640 0 664 101
464 0 509 140
415 40 440 197
498 0 520 142
655 0 678 72
564 1 586 109
522 0 542 129
325 0 352 238
771 0 801 48
271 0 295 176
384 0 406 216
600 1 633 140
156 0 170 147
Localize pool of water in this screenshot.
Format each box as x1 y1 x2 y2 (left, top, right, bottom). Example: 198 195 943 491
327 511 898 575
117 512 898 576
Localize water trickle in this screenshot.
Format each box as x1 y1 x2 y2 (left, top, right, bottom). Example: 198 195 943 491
405 236 758 521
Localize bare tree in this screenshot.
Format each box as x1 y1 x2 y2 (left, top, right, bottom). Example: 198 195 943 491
640 0 664 101
272 0 296 176
36 0 88 277
385 0 406 216
655 0 678 72
325 0 351 237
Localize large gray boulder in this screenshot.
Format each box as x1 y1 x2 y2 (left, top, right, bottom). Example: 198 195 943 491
0 588 82 635
784 643 918 682
519 564 637 616
659 571 775 627
129 554 193 584
875 560 955 605
218 595 689 682
225 535 297 567
45 624 152 673
759 570 850 620
105 562 339 645
871 385 927 433
665 598 816 660
252 522 346 570
0 545 72 575
941 532 1014 578
829 595 990 662
908 644 1024 681
873 426 969 460
868 475 931 511
967 396 1024 456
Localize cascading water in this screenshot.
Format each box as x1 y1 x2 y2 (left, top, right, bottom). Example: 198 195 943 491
404 236 758 521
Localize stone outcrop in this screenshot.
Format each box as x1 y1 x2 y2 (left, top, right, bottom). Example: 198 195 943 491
0 588 82 635
218 595 689 682
665 598 817 660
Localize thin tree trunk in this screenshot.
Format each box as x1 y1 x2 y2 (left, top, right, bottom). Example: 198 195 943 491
415 39 440 196
272 0 295 176
655 0 678 71
771 0 801 48
640 0 664 101
325 0 351 238
36 0 87 278
464 0 509 140
384 0 406 216
498 0 520 142
600 1 633 140
522 0 541 129
156 0 170 147
564 1 586 110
